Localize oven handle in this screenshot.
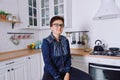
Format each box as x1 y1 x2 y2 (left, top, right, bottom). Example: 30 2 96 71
90 65 120 71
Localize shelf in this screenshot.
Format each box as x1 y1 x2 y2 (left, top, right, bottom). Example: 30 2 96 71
66 31 89 34
7 32 34 34
0 19 20 29
0 19 20 23
20 27 41 31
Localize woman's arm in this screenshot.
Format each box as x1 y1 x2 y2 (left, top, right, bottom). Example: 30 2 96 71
42 39 61 80
64 39 71 73
64 72 70 80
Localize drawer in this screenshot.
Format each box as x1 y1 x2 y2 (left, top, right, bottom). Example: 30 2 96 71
0 56 26 68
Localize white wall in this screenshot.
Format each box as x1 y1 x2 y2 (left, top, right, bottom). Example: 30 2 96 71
1 0 120 52
39 0 120 49
0 0 39 52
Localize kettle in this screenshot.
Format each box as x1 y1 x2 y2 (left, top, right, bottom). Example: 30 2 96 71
94 40 104 52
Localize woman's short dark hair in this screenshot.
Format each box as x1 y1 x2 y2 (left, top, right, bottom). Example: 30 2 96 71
50 16 64 27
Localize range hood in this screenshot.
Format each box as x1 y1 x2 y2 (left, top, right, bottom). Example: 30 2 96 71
93 0 120 20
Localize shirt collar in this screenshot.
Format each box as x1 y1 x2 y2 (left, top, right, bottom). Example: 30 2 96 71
50 32 61 41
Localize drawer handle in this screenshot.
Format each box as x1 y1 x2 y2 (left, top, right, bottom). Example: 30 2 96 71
8 69 10 72
11 68 14 71
28 57 31 59
6 62 15 65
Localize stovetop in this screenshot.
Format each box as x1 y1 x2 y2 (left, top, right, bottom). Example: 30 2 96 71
91 50 120 57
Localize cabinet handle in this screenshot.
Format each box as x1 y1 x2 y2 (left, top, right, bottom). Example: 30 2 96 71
6 62 15 65
8 70 10 72
11 68 14 71
28 57 31 59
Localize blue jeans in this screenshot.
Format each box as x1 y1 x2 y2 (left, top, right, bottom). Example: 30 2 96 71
42 67 93 80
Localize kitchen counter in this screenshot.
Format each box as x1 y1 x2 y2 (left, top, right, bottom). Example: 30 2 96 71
0 48 119 62
70 48 120 60
70 48 91 56
0 49 41 62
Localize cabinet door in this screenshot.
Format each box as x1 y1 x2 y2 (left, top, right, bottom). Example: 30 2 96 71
71 56 89 73
26 53 41 80
39 0 72 29
53 0 64 16
11 62 27 80
18 0 39 29
40 0 51 29
0 67 10 80
40 53 44 79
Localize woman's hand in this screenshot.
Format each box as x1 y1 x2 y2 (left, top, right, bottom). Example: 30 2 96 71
64 72 70 80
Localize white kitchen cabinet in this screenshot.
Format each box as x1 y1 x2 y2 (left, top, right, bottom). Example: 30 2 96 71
39 0 72 29
26 53 41 80
71 56 89 73
0 53 41 80
0 57 27 80
40 52 44 79
0 66 10 80
18 0 39 29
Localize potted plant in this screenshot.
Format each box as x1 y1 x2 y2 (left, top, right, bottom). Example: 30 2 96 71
0 10 9 20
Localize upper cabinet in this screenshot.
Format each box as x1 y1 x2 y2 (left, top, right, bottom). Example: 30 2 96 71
18 0 39 29
39 0 72 29
40 0 50 28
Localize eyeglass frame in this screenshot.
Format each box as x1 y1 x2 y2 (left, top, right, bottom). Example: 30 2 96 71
52 23 64 27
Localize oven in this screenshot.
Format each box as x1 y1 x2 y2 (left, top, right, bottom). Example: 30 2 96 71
89 63 120 80
88 57 120 80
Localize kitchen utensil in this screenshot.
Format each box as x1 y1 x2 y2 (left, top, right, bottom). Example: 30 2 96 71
94 40 104 52
77 32 81 44
81 32 88 45
10 36 19 45
71 33 76 44
109 47 119 56
109 47 119 51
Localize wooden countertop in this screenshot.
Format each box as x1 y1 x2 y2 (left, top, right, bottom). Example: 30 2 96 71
0 48 119 62
0 49 41 62
71 48 120 60
70 48 91 56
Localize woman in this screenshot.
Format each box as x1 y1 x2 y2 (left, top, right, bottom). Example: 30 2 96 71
41 16 93 80
41 16 71 80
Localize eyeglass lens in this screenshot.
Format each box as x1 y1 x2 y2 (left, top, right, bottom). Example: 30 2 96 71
53 23 64 27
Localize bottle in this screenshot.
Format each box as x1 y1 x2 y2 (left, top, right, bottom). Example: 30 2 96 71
81 32 89 51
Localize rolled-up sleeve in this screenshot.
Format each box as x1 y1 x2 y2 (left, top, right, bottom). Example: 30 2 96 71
64 39 71 73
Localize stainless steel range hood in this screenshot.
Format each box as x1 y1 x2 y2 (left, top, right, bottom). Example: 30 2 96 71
93 0 120 20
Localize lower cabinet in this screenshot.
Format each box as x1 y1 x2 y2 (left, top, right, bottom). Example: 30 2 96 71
0 53 41 80
71 56 89 73
26 53 41 80
0 57 27 80
40 53 44 79
0 66 10 80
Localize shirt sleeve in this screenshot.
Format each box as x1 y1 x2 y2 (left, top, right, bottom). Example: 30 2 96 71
41 39 61 80
64 39 71 73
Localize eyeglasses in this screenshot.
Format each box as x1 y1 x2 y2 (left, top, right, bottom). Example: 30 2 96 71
52 23 64 27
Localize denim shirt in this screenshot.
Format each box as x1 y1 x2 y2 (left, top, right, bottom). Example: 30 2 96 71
41 33 71 80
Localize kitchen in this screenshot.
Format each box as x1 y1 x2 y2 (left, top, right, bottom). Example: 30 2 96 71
0 0 120 80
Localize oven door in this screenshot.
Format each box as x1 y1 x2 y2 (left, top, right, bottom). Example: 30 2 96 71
89 63 120 80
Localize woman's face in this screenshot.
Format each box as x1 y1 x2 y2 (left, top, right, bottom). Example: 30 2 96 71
50 20 64 35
